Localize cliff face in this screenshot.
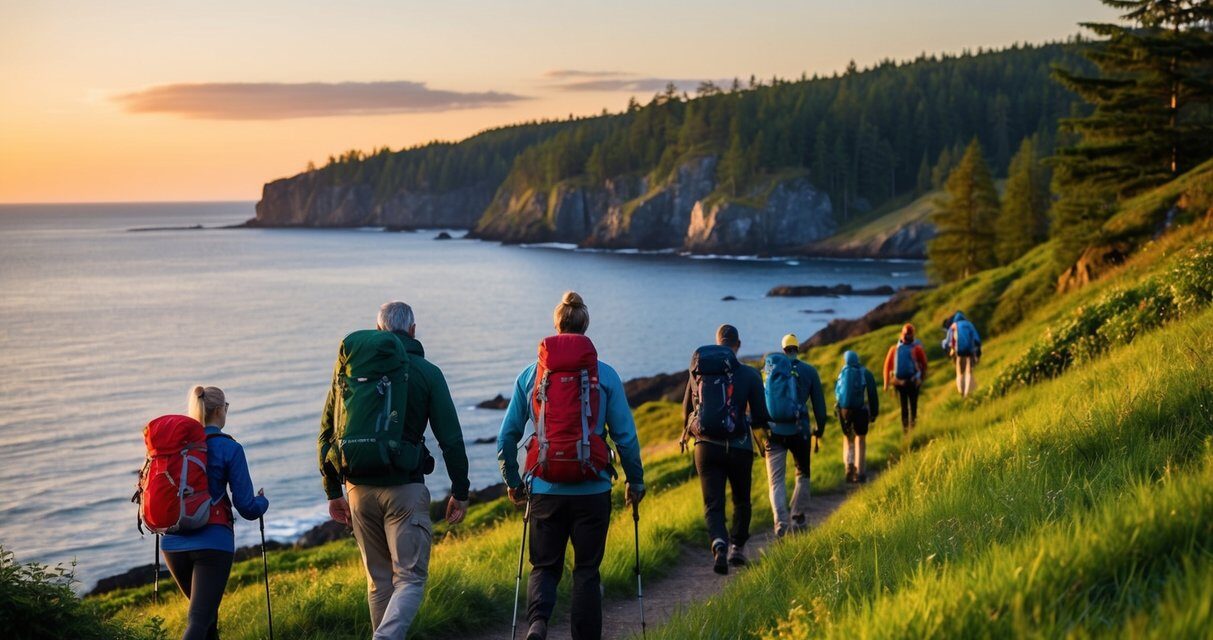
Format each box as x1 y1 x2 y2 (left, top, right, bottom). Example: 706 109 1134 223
252 172 493 229
474 156 838 253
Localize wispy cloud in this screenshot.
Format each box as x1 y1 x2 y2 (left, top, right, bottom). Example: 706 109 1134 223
114 81 528 120
544 70 731 94
543 69 630 79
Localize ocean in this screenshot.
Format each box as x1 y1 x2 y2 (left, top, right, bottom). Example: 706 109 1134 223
0 201 925 591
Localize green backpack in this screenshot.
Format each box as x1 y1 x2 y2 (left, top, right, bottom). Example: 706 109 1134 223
324 330 421 477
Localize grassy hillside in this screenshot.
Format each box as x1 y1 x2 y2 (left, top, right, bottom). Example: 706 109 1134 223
38 164 1212 639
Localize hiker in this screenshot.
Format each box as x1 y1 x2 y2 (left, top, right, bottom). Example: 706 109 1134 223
497 291 644 640
318 301 471 640
883 323 928 432
942 311 982 397
682 324 770 575
761 333 827 538
160 386 269 640
835 351 879 483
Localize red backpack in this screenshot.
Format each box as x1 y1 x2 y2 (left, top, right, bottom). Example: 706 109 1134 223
133 415 232 534
524 334 610 483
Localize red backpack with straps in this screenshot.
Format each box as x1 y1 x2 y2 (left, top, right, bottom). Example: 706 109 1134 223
133 414 232 534
524 334 610 483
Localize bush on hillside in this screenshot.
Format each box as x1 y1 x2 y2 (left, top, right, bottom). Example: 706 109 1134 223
990 243 1213 395
0 548 161 640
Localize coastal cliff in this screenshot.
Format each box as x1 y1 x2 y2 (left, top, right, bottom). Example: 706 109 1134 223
252 171 493 229
473 156 838 254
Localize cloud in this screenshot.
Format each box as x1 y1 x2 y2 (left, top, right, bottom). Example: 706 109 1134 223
113 81 528 120
543 70 731 94
543 69 630 79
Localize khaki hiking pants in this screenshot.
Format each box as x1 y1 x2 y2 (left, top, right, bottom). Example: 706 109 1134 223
348 482 433 640
764 433 812 537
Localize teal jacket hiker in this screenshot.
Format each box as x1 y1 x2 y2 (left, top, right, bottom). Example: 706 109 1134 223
772 359 827 437
497 360 645 496
162 425 268 553
834 351 880 416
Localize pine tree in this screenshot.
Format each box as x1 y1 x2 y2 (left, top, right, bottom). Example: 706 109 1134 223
995 136 1052 264
928 138 1001 282
1051 0 1213 264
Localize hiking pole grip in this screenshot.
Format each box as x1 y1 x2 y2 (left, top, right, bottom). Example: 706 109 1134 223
260 516 274 640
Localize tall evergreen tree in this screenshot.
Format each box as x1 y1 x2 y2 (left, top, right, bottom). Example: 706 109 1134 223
928 138 1001 282
1051 0 1213 264
996 136 1052 264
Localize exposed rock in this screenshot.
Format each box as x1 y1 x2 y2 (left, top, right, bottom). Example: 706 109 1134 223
252 169 493 229
800 308 836 314
87 564 161 596
476 393 509 410
622 371 689 407
434 231 453 240
721 295 737 301
1056 242 1133 294
808 219 936 259
768 284 896 297
290 520 351 549
802 287 927 348
684 177 835 254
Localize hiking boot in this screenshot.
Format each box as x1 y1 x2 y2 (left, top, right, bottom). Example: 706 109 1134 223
858 472 868 483
728 544 747 567
790 515 807 534
526 619 548 640
845 464 857 483
712 539 729 575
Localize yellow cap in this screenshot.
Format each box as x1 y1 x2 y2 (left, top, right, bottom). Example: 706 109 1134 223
781 333 799 350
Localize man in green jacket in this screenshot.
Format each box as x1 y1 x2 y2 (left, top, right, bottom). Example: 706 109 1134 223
319 301 470 640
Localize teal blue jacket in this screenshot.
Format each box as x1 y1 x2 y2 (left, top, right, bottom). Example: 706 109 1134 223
497 360 644 496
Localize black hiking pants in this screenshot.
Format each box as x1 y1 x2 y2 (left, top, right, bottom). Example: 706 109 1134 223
162 548 234 640
527 491 612 640
895 382 919 430
694 441 753 548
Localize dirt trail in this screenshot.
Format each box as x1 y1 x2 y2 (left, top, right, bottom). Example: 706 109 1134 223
466 486 855 640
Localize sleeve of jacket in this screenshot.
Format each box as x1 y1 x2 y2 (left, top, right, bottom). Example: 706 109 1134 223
318 345 345 500
747 367 770 430
941 326 953 353
865 369 880 418
883 346 896 387
682 378 694 434
913 344 929 378
806 366 827 432
426 365 470 502
496 367 532 489
227 443 269 520
601 365 644 491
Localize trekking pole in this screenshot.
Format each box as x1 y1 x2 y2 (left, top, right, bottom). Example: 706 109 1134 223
259 517 275 640
632 501 646 638
153 534 160 606
510 489 531 640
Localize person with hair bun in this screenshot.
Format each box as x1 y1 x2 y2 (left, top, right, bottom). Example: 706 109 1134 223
162 385 268 640
497 291 645 640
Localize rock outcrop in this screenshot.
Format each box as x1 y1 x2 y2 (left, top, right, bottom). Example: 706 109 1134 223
252 171 493 229
474 157 837 253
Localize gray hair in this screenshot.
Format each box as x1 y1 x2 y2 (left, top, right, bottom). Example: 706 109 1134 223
377 301 415 333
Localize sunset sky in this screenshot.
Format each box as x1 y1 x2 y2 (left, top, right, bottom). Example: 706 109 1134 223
0 0 1114 203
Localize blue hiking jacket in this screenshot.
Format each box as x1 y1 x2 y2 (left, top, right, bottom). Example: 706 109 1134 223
834 351 880 417
942 311 983 356
162 425 269 553
497 360 644 496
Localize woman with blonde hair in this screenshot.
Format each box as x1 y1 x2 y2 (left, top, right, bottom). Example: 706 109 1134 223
496 292 646 640
161 385 269 640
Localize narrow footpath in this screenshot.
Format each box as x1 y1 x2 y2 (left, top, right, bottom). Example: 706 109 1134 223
466 484 856 640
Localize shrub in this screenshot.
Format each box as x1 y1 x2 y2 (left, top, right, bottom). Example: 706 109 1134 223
0 548 162 640
990 243 1213 395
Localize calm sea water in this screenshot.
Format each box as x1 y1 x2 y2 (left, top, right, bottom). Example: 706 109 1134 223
0 202 924 591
